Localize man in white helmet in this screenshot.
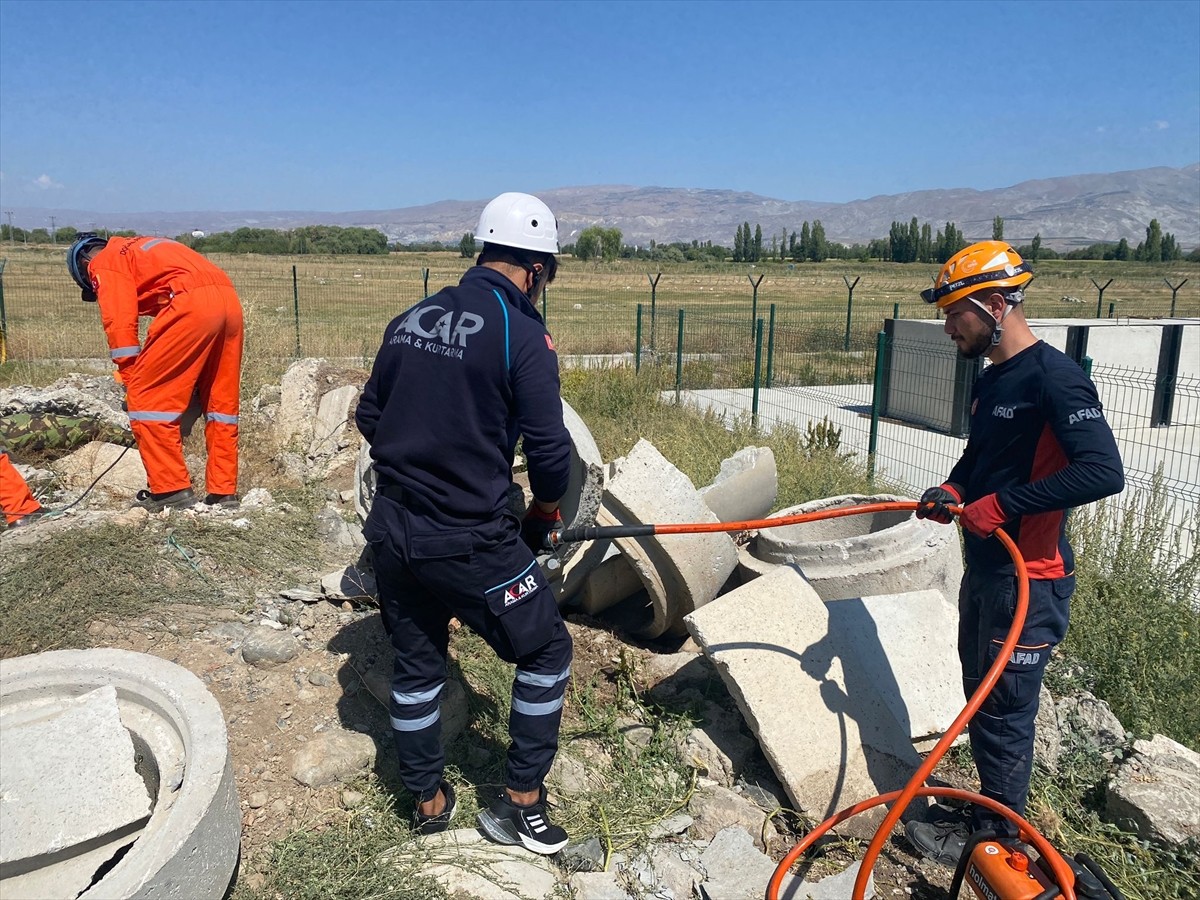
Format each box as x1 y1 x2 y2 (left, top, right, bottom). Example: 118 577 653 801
356 192 573 854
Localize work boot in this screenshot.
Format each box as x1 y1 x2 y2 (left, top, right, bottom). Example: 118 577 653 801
905 808 971 868
6 508 46 528
203 493 240 509
477 785 568 855
134 488 197 512
412 781 457 836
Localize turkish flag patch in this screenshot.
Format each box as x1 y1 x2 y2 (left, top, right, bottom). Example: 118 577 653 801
544 334 555 351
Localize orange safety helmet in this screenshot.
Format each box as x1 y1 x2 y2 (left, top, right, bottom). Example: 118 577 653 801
921 241 1034 308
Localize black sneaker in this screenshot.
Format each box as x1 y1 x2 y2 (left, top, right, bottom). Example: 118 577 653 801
413 781 456 835
905 814 970 868
203 493 240 509
476 786 568 855
134 488 197 512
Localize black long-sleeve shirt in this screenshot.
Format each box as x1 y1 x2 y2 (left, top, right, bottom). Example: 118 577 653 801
947 340 1124 577
356 266 571 526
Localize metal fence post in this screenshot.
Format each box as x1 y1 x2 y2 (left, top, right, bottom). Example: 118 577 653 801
0 259 8 362
674 308 684 404
751 318 763 429
635 304 642 373
1164 278 1188 317
1107 301 1115 319
291 265 302 357
422 267 430 299
1091 278 1113 319
648 273 661 352
868 330 887 482
1082 355 1093 377
1151 324 1184 427
892 302 899 320
765 303 776 388
843 275 860 351
542 287 548 322
748 273 764 337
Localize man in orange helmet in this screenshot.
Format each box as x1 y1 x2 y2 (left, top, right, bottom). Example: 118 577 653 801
67 233 244 511
0 448 45 528
906 241 1125 867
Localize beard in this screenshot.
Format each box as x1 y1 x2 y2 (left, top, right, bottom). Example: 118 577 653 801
955 330 992 360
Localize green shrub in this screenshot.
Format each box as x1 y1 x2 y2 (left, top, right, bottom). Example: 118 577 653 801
1064 476 1200 749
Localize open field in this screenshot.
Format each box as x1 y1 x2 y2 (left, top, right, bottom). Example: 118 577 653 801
2 247 1197 365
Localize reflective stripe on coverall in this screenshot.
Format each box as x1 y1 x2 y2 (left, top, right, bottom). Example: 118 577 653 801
87 237 243 495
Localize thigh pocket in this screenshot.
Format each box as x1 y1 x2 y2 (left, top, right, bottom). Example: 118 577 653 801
480 552 557 659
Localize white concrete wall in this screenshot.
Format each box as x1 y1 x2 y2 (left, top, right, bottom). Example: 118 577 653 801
885 320 962 433
1027 318 1200 377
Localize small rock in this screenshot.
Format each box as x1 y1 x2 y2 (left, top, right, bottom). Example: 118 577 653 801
308 671 333 687
341 789 365 810
241 627 301 667
248 791 268 809
290 728 378 787
560 836 606 872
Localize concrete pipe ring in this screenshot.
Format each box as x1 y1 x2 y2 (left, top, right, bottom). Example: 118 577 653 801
0 648 240 900
739 493 964 603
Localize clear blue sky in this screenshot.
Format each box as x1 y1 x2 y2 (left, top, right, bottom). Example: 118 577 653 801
1 0 1197 213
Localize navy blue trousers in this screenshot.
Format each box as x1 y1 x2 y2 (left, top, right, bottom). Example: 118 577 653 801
365 494 573 801
958 566 1072 831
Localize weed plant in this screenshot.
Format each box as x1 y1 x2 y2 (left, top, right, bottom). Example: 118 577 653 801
1063 475 1200 750
1028 745 1200 900
233 780 447 900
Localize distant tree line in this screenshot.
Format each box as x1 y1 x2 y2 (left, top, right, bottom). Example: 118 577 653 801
180 225 388 255
2 218 1195 263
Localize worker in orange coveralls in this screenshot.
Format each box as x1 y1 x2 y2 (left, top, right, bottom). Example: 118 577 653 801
66 233 243 511
0 449 44 527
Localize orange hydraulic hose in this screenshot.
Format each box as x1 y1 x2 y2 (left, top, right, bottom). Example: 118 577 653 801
552 500 1077 899
764 508 1077 900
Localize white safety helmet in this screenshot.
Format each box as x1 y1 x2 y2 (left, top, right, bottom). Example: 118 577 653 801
474 192 559 255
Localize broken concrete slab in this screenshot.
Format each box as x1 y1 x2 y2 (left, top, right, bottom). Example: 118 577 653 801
825 590 963 744
699 446 777 523
51 440 148 497
1104 734 1200 846
600 440 739 638
685 565 923 838
405 827 561 900
574 545 645 615
274 358 325 448
0 685 151 869
696 825 874 900
739 494 964 606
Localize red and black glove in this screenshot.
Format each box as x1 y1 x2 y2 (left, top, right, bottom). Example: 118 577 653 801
960 493 1008 539
916 484 961 524
520 504 562 553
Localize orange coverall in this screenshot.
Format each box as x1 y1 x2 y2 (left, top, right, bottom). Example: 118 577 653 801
0 450 42 523
86 237 243 496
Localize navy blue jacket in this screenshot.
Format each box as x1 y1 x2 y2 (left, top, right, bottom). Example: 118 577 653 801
356 267 571 526
948 340 1124 578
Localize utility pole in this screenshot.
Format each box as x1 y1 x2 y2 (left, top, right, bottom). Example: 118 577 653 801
49 215 57 244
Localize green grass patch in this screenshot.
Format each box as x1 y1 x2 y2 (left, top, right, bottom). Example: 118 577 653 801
232 779 448 900
560 365 878 508
1063 477 1200 750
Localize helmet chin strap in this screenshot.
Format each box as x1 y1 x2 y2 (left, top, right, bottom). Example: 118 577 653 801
969 292 1022 347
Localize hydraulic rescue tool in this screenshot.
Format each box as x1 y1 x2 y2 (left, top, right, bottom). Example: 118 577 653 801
546 500 1124 900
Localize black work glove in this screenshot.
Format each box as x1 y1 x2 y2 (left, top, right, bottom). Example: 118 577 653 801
916 484 961 525
520 505 563 552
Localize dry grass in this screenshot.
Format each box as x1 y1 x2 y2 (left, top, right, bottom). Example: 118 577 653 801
2 247 1196 365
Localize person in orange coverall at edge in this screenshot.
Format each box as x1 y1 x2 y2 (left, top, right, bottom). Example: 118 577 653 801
66 233 243 511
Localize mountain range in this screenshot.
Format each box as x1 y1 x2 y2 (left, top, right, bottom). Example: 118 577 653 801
9 163 1199 250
